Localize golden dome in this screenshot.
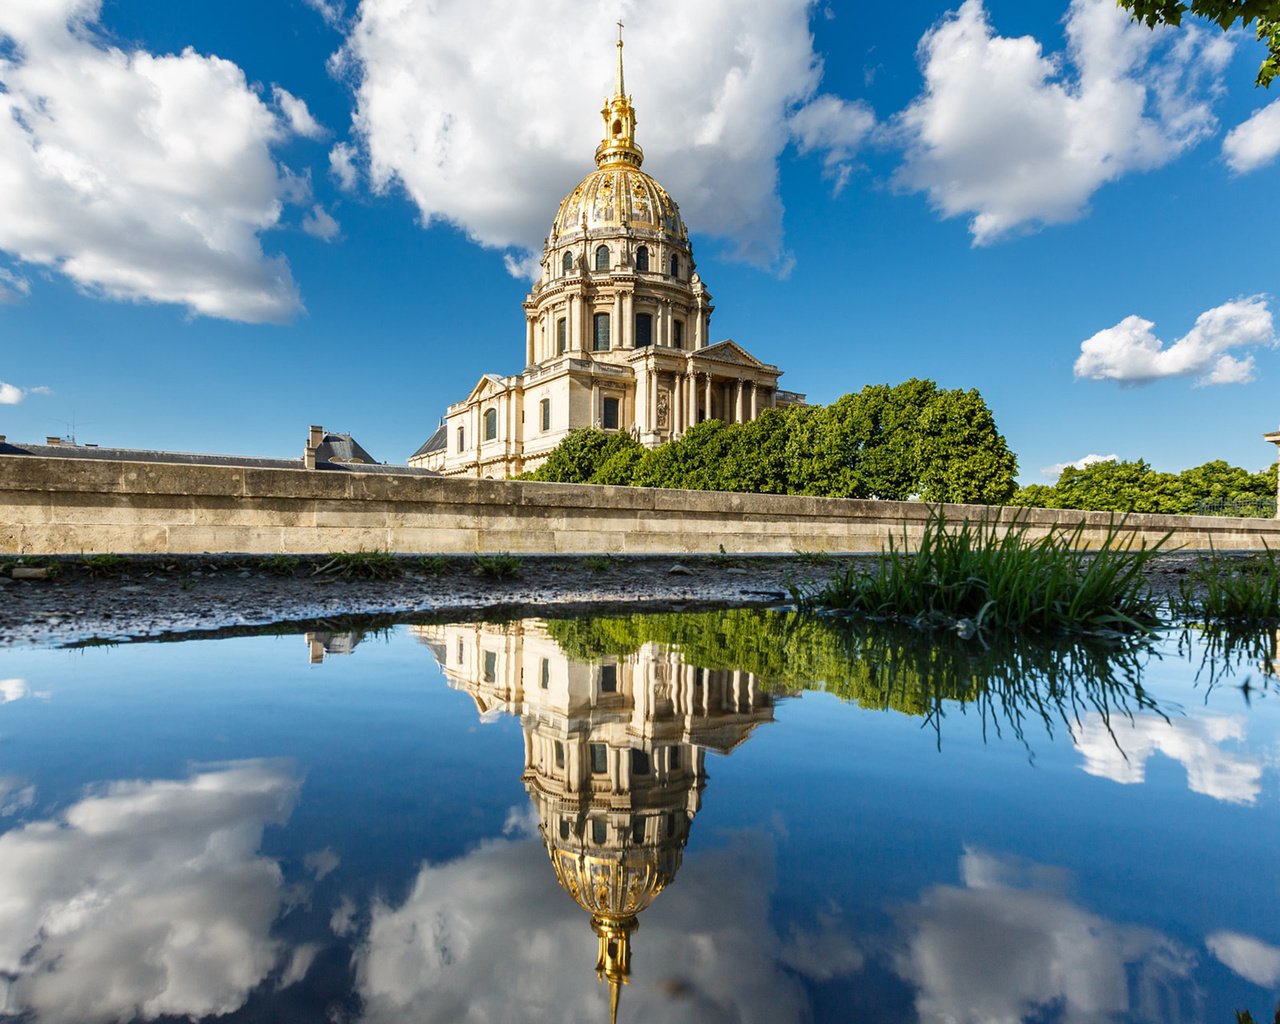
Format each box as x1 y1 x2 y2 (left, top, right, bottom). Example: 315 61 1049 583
551 166 687 241
547 839 682 920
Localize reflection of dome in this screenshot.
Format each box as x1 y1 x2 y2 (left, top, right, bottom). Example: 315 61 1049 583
546 838 681 920
551 166 687 241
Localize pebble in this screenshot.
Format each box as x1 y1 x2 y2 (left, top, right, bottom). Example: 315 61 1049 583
668 563 692 575
11 568 49 581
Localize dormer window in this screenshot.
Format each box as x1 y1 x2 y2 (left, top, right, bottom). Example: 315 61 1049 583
595 245 610 271
635 245 649 272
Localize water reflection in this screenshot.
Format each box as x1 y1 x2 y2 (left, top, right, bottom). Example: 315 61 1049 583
413 620 777 1020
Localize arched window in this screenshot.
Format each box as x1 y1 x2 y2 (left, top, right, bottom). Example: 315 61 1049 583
483 408 498 441
595 245 610 271
556 317 567 354
562 251 573 274
593 312 611 351
635 245 649 272
669 254 679 278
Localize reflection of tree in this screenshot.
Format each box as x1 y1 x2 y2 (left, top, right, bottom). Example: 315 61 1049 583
545 609 1166 751
415 620 777 1022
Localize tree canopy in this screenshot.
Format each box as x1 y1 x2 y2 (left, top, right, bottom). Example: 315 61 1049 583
1117 0 1280 86
527 379 1019 503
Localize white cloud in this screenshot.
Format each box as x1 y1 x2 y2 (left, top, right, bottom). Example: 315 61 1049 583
0 776 35 816
335 0 863 275
0 760 299 1024
272 86 326 140
1041 452 1119 478
0 379 52 405
895 0 1228 245
1207 930 1280 987
355 830 854 1023
895 847 1196 1024
0 0 308 322
788 94 876 194
0 267 31 304
302 204 341 242
1223 98 1280 173
1072 711 1263 804
329 141 359 192
304 0 346 29
1074 296 1276 387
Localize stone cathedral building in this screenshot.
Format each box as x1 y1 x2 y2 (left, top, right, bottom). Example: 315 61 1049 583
410 33 804 478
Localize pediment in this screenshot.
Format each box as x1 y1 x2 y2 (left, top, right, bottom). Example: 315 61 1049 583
462 373 509 404
696 340 767 368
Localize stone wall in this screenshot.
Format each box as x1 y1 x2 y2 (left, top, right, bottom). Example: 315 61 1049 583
3 454 1278 555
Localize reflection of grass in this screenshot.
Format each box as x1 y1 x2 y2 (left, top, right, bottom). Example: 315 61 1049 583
796 511 1165 637
1237 1008 1280 1024
545 607 1163 748
1176 550 1280 626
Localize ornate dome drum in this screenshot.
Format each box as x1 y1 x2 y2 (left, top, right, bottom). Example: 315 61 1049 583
551 166 687 242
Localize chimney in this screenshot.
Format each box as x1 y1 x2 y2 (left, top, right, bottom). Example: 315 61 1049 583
309 425 324 448
304 424 323 470
46 436 61 446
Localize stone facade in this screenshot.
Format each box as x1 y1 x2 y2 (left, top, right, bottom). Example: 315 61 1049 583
411 34 803 478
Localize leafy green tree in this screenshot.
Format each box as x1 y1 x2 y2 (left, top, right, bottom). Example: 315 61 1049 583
591 444 644 486
529 429 641 483
915 387 1019 504
722 408 798 494
1117 0 1280 86
632 420 734 490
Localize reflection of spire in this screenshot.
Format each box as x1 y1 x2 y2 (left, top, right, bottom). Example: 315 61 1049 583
413 618 776 1022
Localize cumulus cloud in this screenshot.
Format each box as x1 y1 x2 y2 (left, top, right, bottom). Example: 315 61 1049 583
0 380 51 405
1074 296 1276 387
302 204 341 242
1207 931 1280 987
335 0 866 275
895 0 1229 245
895 847 1196 1024
0 267 31 304
0 0 309 322
329 142 359 192
789 94 877 194
1072 711 1262 804
356 828 856 1023
1041 452 1119 478
0 760 299 1024
0 776 35 816
304 0 346 29
272 85 326 140
1223 98 1280 173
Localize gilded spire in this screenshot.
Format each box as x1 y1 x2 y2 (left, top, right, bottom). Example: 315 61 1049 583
595 24 643 169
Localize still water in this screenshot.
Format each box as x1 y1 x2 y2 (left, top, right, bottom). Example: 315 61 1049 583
0 611 1277 1023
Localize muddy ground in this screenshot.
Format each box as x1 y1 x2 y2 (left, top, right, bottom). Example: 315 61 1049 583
0 550 1222 648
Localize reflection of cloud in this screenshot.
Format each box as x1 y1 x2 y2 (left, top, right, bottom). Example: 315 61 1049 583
0 678 42 703
0 776 35 815
896 848 1196 1024
1072 712 1262 805
1207 930 1280 987
0 760 299 1024
356 831 854 1023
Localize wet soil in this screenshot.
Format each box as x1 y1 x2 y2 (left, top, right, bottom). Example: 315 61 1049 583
0 550 1227 649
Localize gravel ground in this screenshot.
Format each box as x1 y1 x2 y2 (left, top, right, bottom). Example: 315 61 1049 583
0 550 1227 649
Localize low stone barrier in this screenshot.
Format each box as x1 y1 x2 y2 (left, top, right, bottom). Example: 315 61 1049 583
2 454 1278 555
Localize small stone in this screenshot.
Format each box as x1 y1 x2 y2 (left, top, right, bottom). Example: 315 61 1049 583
11 567 49 581
668 563 692 575
726 567 750 575
119 585 145 594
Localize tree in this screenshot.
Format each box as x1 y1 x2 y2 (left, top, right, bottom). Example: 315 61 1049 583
529 429 641 484
1117 0 1280 86
915 387 1019 504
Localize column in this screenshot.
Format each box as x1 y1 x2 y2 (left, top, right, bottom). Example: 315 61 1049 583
688 373 697 427
694 301 706 349
734 380 744 423
613 293 623 350
704 374 712 422
591 381 600 427
749 382 758 420
525 318 534 366
622 291 633 349
647 368 656 432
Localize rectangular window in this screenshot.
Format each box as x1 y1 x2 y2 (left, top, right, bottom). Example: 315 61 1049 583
634 312 652 347
555 740 565 768
483 650 497 683
593 312 611 351
456 637 464 664
559 818 571 840
673 320 684 349
602 397 620 430
669 746 680 770
540 398 551 432
590 743 608 774
600 664 617 693
631 748 650 775
456 426 465 452
632 819 646 845
557 318 567 354
591 818 607 844
540 657 550 689
483 408 498 441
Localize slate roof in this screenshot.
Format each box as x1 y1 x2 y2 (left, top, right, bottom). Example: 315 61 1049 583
410 422 447 460
314 432 378 465
0 441 438 476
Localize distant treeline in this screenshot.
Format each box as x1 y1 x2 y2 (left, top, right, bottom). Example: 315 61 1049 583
1010 459 1278 516
525 378 1019 505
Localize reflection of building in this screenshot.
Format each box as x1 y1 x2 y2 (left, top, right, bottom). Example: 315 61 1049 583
305 630 367 664
416 619 777 1021
409 32 803 478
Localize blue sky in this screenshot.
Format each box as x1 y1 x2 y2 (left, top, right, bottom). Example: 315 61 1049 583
1 0 1279 483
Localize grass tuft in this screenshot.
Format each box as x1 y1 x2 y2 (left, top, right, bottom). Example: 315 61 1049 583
795 510 1166 638
79 553 126 578
257 555 302 577
582 554 619 573
314 550 401 580
1174 549 1280 626
472 552 521 580
419 555 450 576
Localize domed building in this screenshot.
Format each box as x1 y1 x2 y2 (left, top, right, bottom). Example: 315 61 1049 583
410 32 804 477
